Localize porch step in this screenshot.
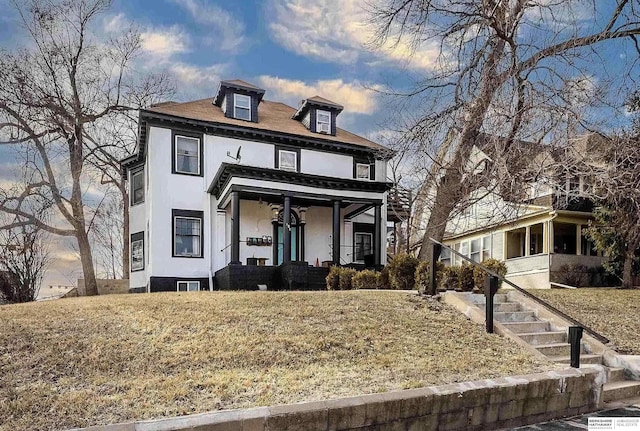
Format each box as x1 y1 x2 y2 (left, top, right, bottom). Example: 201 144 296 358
518 331 566 345
603 380 640 402
501 321 550 334
534 343 583 357
472 293 508 304
488 302 521 312
494 310 538 322
548 354 602 365
607 367 627 383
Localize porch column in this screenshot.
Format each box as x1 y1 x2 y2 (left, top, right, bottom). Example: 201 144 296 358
576 224 582 255
525 226 531 257
230 192 240 264
283 195 292 263
374 203 382 266
332 200 341 265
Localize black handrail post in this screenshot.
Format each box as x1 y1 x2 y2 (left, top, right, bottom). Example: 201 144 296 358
485 275 499 334
569 326 583 368
429 242 441 296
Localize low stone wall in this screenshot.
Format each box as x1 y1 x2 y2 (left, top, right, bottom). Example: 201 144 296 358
69 368 602 431
77 279 129 296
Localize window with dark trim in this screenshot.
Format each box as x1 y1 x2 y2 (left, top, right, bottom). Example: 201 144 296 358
131 231 144 271
177 280 200 291
274 146 301 172
172 209 204 258
234 93 251 121
172 130 203 176
353 158 375 180
131 169 144 205
316 109 331 134
354 232 373 261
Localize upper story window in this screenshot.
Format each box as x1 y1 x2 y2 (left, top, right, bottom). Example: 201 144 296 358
355 163 370 180
278 150 297 171
131 169 144 205
316 110 331 134
234 94 251 121
174 135 201 175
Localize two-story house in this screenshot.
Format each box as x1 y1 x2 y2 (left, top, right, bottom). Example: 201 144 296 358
121 79 393 292
413 133 607 289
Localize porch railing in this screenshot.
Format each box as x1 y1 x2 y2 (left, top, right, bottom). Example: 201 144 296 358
427 237 609 344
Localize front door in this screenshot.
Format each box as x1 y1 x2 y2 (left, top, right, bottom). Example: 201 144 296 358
276 209 299 264
277 226 297 264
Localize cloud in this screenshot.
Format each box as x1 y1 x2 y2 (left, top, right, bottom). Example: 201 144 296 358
170 62 229 100
267 0 442 70
258 76 381 115
103 13 127 34
170 0 246 51
140 26 189 58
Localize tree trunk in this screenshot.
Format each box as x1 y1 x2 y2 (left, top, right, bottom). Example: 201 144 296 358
77 226 99 295
622 244 636 289
417 171 463 262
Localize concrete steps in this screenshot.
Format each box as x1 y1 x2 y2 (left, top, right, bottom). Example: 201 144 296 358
475 293 639 404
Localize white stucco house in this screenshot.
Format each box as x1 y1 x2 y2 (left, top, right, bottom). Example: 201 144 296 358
121 79 394 292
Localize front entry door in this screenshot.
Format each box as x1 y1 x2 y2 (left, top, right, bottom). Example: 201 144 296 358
277 226 297 264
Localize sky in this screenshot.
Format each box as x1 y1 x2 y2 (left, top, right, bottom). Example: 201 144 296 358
0 0 638 289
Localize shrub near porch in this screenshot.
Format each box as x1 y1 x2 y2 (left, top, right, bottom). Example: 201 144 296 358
0 291 554 431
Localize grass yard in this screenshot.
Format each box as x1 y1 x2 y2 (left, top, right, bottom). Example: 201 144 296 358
532 288 640 355
0 291 554 431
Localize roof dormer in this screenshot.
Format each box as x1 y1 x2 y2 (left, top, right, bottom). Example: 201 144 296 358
213 79 265 123
292 96 344 136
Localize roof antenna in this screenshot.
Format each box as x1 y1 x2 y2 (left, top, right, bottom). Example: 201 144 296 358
226 146 242 163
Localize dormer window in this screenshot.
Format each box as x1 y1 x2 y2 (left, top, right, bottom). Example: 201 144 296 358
234 94 251 121
316 110 331 134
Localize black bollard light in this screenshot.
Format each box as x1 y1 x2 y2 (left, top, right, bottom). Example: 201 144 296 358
568 326 583 368
485 275 499 333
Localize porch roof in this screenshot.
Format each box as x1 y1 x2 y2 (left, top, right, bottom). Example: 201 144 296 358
208 162 393 200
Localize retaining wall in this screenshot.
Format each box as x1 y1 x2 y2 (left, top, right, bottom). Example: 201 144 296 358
77 279 129 296
70 367 602 431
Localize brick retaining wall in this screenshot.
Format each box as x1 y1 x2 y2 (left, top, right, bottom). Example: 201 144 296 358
69 367 603 431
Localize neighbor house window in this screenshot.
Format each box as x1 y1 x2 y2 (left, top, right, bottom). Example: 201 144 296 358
440 247 451 266
173 210 203 257
316 110 331 133
174 135 200 175
470 238 481 262
131 232 144 271
356 163 370 180
234 94 251 121
131 169 144 205
354 232 373 261
177 281 200 292
482 236 491 261
278 150 297 171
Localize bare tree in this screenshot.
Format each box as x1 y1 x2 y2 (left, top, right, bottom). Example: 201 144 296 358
0 214 51 303
369 0 640 261
0 0 171 294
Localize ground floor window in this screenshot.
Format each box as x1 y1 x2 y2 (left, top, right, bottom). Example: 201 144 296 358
355 232 373 261
177 281 200 292
554 222 576 254
131 232 144 271
449 235 491 264
506 228 526 259
173 209 203 258
529 223 544 255
581 225 598 256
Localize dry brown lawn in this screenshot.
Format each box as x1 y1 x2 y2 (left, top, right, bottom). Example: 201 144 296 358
0 291 554 431
532 288 640 355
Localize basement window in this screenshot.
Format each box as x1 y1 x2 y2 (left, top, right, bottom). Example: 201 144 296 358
177 281 200 292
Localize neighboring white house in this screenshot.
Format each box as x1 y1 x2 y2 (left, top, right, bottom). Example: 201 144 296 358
413 133 607 289
121 79 393 292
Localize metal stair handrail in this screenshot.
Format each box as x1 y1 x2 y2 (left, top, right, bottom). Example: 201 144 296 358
428 237 610 344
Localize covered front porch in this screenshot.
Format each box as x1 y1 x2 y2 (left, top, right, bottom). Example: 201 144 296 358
208 163 392 290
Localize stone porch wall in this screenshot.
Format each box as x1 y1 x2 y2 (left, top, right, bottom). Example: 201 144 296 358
69 367 602 431
77 279 129 296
